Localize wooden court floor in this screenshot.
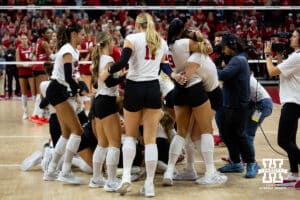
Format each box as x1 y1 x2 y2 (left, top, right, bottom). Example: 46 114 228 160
0 100 299 200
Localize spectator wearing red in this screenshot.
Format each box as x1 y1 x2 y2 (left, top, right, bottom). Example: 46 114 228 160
247 19 259 43
6 21 17 38
1 31 10 48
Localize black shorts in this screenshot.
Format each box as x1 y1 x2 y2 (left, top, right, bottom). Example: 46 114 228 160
77 110 88 125
164 89 174 109
19 74 33 79
46 80 69 106
88 97 96 120
78 121 97 152
124 79 161 112
94 95 118 119
32 70 46 77
174 82 208 107
207 86 223 111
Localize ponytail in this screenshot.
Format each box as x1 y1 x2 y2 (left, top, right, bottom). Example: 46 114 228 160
91 31 112 80
56 23 83 49
136 13 161 56
91 45 101 80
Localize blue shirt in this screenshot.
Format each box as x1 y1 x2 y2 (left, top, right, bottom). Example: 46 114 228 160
217 53 250 109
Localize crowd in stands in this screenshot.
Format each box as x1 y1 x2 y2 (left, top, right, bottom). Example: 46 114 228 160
2 0 300 6
0 3 299 98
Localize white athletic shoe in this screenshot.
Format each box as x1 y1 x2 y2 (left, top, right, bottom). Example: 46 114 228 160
195 171 228 185
89 176 106 188
104 178 121 192
116 181 131 195
20 151 42 171
173 168 198 181
57 171 85 185
139 181 155 197
162 170 174 186
43 170 59 181
22 112 29 120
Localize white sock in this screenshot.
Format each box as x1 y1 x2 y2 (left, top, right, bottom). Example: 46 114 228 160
62 134 81 174
92 145 107 179
195 134 216 175
32 95 36 102
72 156 92 174
166 135 185 175
56 154 65 171
145 144 158 184
48 136 67 173
122 136 136 183
21 95 28 113
185 137 196 172
33 95 42 117
106 147 120 182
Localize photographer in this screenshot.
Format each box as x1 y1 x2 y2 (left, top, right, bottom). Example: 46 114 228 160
264 28 300 187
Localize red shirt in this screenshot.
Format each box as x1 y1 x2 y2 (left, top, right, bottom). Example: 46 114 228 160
18 46 33 76
79 38 94 75
33 38 49 71
110 46 121 62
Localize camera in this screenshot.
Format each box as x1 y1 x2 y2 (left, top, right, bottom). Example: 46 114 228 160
271 32 292 53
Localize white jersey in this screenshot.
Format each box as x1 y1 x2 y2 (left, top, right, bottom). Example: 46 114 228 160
156 123 168 139
96 55 119 97
40 81 55 115
187 52 219 92
249 75 271 102
158 73 174 98
125 32 168 81
51 43 79 90
169 38 201 88
277 51 300 105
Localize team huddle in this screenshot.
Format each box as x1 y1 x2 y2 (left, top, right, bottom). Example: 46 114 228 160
19 10 300 197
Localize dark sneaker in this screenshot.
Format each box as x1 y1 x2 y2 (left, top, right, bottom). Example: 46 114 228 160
218 163 244 173
245 162 258 178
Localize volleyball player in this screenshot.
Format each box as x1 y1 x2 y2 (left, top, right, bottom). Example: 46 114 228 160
30 27 55 123
16 33 36 119
162 18 227 186
101 12 169 197
173 39 226 184
43 23 86 184
89 31 126 191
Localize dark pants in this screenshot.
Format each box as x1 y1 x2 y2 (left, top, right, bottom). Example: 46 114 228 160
277 103 300 173
6 66 20 96
220 107 254 163
157 138 170 164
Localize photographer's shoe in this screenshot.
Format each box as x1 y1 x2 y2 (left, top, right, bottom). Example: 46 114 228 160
218 163 244 173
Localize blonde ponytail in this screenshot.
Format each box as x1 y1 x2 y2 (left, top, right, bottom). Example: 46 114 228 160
136 13 161 56
91 31 112 80
91 45 101 80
